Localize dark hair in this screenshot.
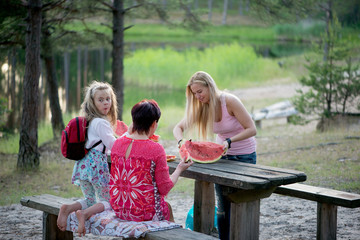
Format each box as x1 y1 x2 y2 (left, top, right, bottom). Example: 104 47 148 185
131 99 161 135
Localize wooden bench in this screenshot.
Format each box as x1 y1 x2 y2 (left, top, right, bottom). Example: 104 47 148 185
20 194 217 240
252 100 298 128
274 183 360 240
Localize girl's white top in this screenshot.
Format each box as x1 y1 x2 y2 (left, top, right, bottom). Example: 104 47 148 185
86 118 116 155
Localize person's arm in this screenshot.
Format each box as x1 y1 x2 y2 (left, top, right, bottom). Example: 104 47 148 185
223 93 257 148
170 159 193 185
155 148 193 195
173 118 187 146
95 119 117 150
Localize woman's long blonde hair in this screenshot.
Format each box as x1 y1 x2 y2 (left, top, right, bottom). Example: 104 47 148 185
185 71 221 140
81 81 118 126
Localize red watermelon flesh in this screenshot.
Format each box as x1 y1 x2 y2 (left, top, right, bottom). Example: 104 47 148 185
149 134 160 142
184 140 224 163
166 155 176 162
115 120 128 136
179 144 190 162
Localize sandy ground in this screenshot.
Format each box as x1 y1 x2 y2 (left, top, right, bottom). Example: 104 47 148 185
1 192 359 240
1 83 359 239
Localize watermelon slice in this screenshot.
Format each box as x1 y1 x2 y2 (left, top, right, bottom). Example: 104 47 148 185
149 134 160 142
115 120 128 136
184 140 224 164
179 144 190 162
166 155 176 162
115 121 160 141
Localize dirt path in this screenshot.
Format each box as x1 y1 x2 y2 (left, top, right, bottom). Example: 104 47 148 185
232 83 303 101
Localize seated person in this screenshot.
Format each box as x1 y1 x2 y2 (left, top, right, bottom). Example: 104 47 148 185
109 99 193 221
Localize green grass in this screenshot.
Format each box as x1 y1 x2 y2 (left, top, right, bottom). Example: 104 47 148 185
256 124 360 192
64 20 360 46
125 43 294 89
124 23 277 43
0 138 83 206
1 116 359 206
0 121 54 154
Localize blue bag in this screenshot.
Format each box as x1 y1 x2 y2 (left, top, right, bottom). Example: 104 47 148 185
185 205 218 230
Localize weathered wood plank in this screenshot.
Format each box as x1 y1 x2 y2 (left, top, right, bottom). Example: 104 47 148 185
168 161 271 190
21 194 217 240
193 180 215 234
275 183 360 208
43 212 73 240
230 200 260 240
317 203 337 240
21 194 74 215
220 160 307 182
168 159 305 189
203 160 300 185
144 228 217 240
261 100 293 112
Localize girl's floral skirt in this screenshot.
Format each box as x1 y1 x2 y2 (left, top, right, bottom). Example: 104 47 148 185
72 149 110 187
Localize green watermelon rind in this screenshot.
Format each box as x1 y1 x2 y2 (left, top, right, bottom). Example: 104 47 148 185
191 155 222 164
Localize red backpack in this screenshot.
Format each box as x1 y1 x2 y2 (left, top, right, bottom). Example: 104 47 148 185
61 117 102 160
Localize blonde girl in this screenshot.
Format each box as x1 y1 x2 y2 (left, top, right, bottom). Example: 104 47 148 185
173 71 257 240
57 81 118 237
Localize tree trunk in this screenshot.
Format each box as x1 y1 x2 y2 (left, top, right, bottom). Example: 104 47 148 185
112 0 124 120
323 0 333 62
238 0 243 16
222 0 228 25
246 0 250 12
18 0 42 170
77 46 81 107
64 51 70 112
38 65 44 120
6 47 17 131
100 47 104 82
208 0 213 22
44 55 65 137
42 31 65 138
83 46 88 88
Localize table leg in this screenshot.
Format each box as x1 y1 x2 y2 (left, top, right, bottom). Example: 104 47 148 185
226 187 276 240
229 200 260 240
43 212 73 240
317 202 337 240
193 180 215 235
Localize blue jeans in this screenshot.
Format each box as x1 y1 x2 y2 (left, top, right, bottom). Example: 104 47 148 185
215 152 257 240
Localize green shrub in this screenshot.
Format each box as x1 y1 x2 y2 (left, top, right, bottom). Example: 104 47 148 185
125 43 292 89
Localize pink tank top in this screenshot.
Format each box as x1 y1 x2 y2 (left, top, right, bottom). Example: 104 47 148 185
213 94 256 155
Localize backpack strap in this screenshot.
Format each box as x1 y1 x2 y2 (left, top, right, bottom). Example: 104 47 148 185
86 140 102 151
86 140 106 155
85 119 106 154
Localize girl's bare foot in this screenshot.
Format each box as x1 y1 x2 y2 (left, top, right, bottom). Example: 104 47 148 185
57 204 70 231
76 210 86 237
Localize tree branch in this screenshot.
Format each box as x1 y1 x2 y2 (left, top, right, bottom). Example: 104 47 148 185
124 24 135 31
98 0 115 11
123 3 143 14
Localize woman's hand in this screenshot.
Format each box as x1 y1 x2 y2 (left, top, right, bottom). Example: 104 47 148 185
177 158 193 172
177 138 185 149
170 158 193 185
222 140 230 155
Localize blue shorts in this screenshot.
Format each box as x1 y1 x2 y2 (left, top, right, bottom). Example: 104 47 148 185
221 151 257 164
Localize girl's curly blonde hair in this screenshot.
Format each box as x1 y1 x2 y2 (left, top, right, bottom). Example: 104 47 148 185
81 81 118 126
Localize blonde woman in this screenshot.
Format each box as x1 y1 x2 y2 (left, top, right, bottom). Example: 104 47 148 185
173 71 257 240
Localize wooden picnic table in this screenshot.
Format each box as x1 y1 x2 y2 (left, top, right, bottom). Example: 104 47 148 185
167 159 307 240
